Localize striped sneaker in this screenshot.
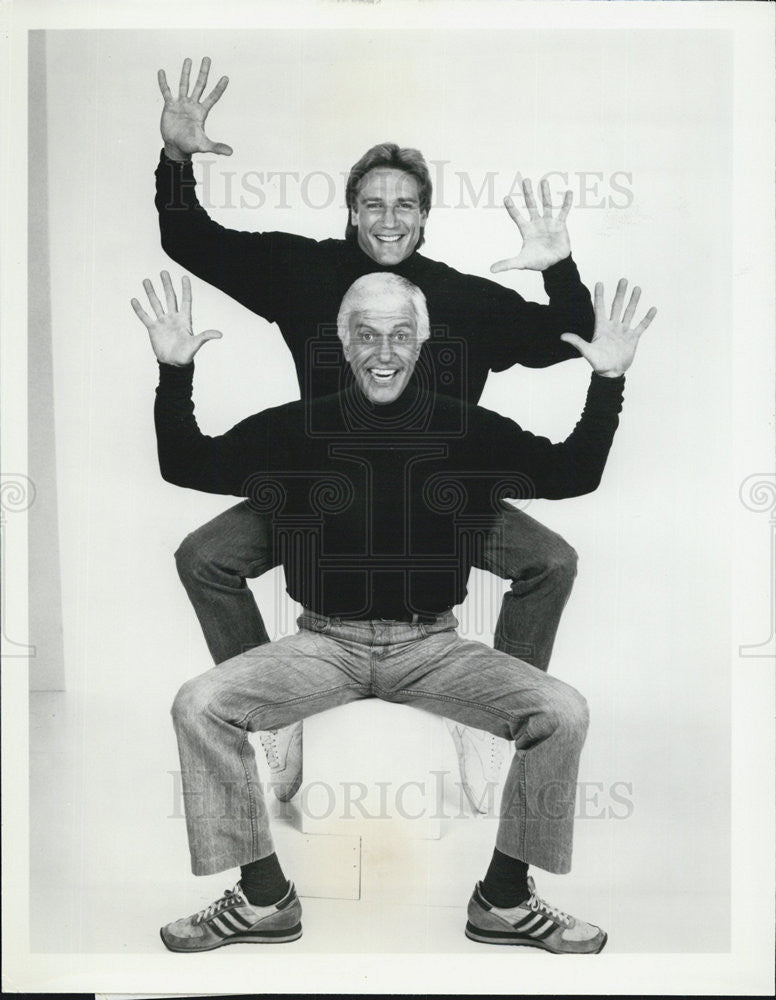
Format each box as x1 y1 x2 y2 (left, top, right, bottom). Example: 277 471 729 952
465 877 607 954
160 881 302 952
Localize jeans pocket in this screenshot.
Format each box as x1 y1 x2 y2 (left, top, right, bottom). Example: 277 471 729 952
298 613 330 635
419 614 457 639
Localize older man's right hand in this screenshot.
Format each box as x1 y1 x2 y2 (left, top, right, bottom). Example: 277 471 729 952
131 272 222 366
158 57 233 162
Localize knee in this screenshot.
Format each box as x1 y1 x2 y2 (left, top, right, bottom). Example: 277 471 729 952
552 685 589 739
174 528 213 585
525 684 588 744
545 538 578 589
171 677 211 729
502 528 578 592
509 681 589 748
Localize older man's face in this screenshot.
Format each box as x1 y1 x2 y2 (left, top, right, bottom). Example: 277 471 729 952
342 289 423 404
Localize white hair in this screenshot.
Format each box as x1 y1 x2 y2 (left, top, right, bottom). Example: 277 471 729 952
336 273 430 348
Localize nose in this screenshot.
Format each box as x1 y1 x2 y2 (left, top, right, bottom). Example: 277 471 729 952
377 334 392 362
382 204 397 228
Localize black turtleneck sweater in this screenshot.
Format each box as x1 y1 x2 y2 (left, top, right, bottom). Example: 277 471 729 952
155 153 595 405
155 364 624 619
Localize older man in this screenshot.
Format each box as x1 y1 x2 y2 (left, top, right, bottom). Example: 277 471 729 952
131 268 655 953
154 57 597 801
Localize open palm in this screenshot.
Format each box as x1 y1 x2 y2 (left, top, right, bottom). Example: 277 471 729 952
159 57 232 159
560 279 657 378
131 272 222 366
491 178 572 273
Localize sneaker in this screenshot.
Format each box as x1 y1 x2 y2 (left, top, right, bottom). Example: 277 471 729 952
259 721 303 802
465 877 607 954
445 721 507 814
160 881 302 952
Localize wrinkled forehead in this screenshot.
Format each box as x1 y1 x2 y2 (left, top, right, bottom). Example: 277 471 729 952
356 168 421 201
348 290 417 330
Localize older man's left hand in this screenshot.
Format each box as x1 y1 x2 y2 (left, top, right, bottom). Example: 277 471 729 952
560 279 657 378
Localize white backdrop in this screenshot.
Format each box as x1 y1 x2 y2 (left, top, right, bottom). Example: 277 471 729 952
38 24 732 958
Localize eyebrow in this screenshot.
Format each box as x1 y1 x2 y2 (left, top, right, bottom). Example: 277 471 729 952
361 196 419 205
354 322 414 334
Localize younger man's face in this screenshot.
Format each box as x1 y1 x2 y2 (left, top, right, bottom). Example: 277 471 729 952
350 168 427 265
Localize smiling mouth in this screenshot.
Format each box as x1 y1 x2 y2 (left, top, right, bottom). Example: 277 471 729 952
374 234 403 244
368 368 399 383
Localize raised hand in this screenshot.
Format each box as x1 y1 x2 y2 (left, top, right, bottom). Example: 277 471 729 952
131 272 222 365
560 279 656 378
158 56 233 161
491 177 572 273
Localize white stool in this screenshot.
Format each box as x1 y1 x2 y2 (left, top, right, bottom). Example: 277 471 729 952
300 699 446 841
266 699 507 904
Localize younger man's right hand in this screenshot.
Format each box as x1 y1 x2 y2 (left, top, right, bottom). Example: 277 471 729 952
158 57 233 162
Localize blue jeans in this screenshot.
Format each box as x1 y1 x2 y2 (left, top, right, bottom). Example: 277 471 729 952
174 501 577 671
171 611 589 877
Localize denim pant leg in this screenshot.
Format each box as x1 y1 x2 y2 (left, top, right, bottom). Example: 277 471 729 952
174 501 277 665
171 621 369 876
374 616 589 874
474 503 578 671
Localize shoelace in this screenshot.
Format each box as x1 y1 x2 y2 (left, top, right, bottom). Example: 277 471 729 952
489 736 506 772
447 723 507 781
259 730 280 769
195 884 245 924
526 879 573 927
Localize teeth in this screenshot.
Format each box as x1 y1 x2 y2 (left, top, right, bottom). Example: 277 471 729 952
370 369 397 381
376 235 402 242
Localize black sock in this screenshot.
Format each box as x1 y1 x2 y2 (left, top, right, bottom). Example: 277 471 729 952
481 848 530 908
240 853 289 906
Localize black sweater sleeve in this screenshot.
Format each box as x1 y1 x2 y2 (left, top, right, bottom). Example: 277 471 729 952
154 151 315 324
476 372 625 499
154 361 275 495
479 255 596 371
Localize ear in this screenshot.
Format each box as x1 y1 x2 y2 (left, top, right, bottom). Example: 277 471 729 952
341 340 351 362
350 203 359 227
